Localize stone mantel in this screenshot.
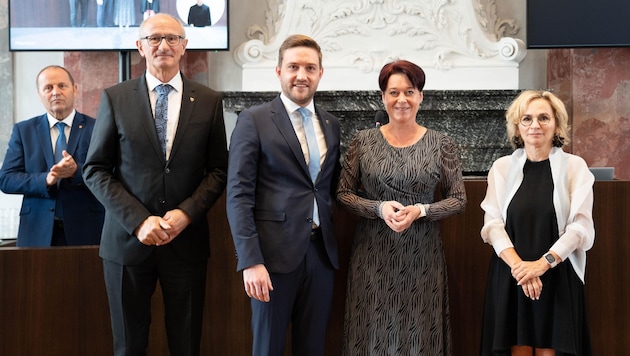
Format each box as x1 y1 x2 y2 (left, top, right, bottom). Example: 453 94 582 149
223 89 519 175
234 0 526 91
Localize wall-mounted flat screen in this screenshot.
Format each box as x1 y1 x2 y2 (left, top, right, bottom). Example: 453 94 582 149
527 0 630 48
9 0 228 51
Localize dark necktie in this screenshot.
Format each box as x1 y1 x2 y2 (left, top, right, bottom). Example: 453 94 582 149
54 122 67 219
155 84 172 157
298 108 320 226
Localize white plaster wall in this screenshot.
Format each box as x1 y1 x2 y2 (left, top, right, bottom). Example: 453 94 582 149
12 1 546 95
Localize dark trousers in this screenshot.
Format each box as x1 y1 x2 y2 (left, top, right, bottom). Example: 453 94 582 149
251 232 335 356
51 219 67 246
102 246 207 356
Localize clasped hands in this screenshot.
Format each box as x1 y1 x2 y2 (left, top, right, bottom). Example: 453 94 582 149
380 200 423 233
135 209 191 246
511 259 550 301
46 151 77 186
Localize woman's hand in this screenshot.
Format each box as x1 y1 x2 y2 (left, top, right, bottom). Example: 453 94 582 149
511 259 549 286
381 201 418 233
520 276 543 300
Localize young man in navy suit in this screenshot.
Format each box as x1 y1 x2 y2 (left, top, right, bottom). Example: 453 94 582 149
0 65 104 246
226 34 341 356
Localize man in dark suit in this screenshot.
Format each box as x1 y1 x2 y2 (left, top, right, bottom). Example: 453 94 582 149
226 34 341 356
187 0 211 27
0 65 104 247
83 14 228 355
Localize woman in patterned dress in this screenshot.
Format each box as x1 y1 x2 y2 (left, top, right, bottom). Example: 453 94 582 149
479 90 594 355
337 60 467 355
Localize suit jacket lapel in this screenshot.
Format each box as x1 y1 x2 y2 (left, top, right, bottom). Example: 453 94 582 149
270 97 311 178
169 77 196 162
36 115 56 167
134 76 165 162
66 113 85 156
314 106 335 172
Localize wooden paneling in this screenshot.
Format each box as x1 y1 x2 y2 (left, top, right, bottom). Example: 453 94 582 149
0 181 628 355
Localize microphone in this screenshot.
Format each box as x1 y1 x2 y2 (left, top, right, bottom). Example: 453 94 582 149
375 110 388 128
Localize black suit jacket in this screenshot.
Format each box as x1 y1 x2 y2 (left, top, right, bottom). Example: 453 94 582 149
83 74 228 265
226 95 340 274
0 112 104 246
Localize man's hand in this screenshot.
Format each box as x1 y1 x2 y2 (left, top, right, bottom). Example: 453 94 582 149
160 209 191 240
46 151 77 186
243 264 273 302
134 216 172 246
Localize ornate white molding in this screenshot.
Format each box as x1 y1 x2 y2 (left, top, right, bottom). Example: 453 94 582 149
234 0 527 90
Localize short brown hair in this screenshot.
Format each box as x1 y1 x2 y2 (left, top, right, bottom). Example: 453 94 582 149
277 34 323 68
378 60 426 92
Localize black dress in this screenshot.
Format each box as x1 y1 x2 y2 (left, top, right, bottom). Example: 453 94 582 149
480 159 592 355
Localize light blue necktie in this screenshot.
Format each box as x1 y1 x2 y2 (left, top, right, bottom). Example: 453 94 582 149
54 122 67 219
155 84 172 157
298 107 320 226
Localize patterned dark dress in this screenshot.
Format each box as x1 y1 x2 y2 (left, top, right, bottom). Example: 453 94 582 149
338 128 466 355
480 159 592 355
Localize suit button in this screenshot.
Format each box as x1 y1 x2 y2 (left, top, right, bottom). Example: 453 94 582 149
158 198 166 204
165 168 170 174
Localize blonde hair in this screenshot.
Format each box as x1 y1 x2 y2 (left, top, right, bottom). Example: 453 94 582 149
505 90 571 149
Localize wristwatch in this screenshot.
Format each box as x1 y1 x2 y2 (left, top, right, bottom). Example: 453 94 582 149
543 253 558 268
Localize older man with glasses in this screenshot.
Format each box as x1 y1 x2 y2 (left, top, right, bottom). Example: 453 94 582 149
83 13 228 355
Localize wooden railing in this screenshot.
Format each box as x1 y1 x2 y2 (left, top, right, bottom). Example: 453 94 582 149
1 181 628 355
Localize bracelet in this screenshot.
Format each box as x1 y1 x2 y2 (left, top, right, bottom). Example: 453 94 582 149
413 203 428 220
377 201 386 219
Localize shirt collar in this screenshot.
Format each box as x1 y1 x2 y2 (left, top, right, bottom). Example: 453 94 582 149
47 109 76 129
280 92 315 116
146 71 183 93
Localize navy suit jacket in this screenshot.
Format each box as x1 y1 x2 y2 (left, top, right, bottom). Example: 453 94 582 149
83 75 228 265
0 112 105 246
226 95 341 274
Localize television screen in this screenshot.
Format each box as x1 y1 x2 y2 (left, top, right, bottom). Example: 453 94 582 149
527 0 630 48
9 0 228 51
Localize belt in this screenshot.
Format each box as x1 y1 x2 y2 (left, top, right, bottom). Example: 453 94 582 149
310 227 321 241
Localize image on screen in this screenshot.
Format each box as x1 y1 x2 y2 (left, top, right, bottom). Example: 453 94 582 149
9 0 229 51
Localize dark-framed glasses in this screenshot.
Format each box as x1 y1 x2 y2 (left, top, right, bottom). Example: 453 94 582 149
520 114 553 127
141 35 184 47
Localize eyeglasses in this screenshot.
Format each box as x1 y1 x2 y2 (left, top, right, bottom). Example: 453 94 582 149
141 35 184 47
520 114 553 127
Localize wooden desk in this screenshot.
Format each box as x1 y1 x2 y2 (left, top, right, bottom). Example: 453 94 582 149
0 181 628 355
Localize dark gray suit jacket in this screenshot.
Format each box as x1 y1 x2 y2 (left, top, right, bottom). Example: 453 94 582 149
83 74 228 265
226 95 340 273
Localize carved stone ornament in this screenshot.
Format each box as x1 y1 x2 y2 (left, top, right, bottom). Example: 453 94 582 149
234 0 527 90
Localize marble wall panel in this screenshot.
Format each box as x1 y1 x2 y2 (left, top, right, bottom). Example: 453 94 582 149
223 90 519 175
548 48 630 180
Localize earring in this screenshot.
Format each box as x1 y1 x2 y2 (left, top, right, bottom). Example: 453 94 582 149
511 135 524 148
553 134 565 147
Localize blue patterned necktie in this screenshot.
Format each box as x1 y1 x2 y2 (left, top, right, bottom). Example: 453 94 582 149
54 122 67 219
155 84 172 157
298 107 321 226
